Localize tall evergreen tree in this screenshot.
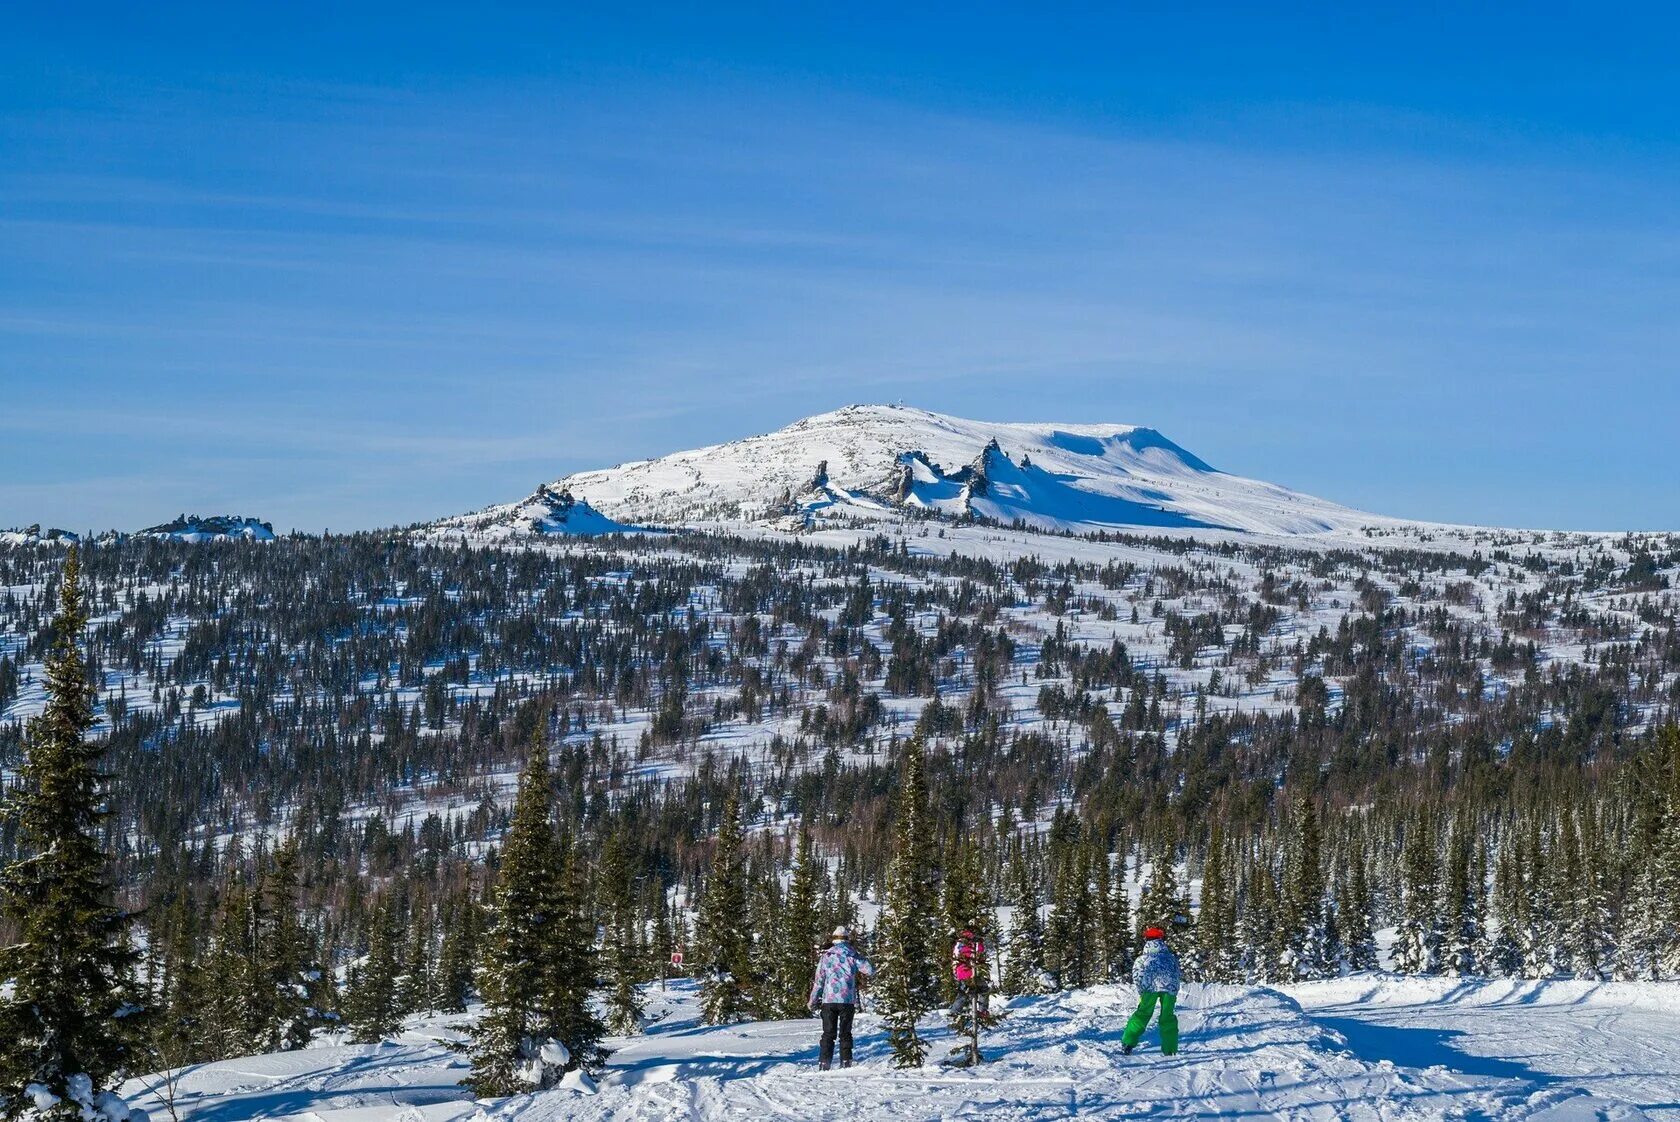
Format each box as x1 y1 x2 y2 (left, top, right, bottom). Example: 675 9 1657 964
262 841 326 1050
696 793 753 1024
1339 830 1378 973
465 738 601 1095
775 829 826 1018
1440 817 1481 978
1279 797 1329 980
435 889 479 1013
1392 809 1441 974
0 548 143 1118
1196 824 1239 982
345 897 402 1043
876 735 938 1067
598 833 645 1035
1001 845 1047 996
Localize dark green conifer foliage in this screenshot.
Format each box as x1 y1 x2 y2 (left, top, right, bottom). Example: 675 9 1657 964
1339 830 1378 972
598 833 645 1035
1196 824 1239 982
877 735 937 1067
1001 845 1047 996
0 548 143 1117
697 793 752 1024
204 880 266 1057
1279 797 1329 980
434 890 478 1014
1393 810 1441 974
465 738 603 1094
775 829 825 1018
263 841 325 1050
345 898 402 1043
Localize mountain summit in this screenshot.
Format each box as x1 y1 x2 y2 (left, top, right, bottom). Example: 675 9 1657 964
436 405 1376 538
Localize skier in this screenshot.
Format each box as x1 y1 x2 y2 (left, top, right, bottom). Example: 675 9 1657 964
949 927 988 1018
1121 926 1180 1056
808 925 875 1070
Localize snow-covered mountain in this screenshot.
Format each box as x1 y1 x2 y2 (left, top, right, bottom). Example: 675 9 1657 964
136 514 276 542
434 405 1385 539
0 523 80 546
429 485 631 540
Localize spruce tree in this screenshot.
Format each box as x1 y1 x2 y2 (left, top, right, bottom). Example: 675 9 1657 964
696 793 752 1024
876 735 937 1067
435 890 478 1013
1196 824 1239 982
1279 797 1329 980
1392 810 1441 974
1136 843 1181 941
598 833 645 1035
0 547 143 1117
465 737 601 1095
1440 817 1480 977
1484 836 1525 978
776 829 826 1018
1657 726 1680 977
1339 831 1378 973
262 841 326 1050
203 881 266 1058
1001 845 1047 996
1100 851 1134 982
345 898 402 1043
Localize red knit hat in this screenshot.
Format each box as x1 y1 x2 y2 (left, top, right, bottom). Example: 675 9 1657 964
1144 926 1166 940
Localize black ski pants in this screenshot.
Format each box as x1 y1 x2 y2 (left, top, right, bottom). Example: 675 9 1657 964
818 1002 856 1067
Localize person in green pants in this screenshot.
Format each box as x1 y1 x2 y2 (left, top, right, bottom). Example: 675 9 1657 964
1121 926 1181 1055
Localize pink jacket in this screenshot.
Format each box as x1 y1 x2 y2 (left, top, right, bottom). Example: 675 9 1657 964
952 937 984 983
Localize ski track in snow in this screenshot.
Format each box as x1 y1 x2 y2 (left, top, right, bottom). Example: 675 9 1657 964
118 979 1679 1121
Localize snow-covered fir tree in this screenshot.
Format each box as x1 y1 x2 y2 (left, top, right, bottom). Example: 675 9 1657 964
696 792 752 1024
876 735 938 1067
598 833 645 1035
1001 843 1048 996
465 738 604 1095
0 548 143 1121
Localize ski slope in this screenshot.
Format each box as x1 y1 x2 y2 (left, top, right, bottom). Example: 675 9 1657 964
118 978 1676 1121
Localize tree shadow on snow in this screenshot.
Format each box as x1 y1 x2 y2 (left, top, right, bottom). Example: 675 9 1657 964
1312 1015 1550 1084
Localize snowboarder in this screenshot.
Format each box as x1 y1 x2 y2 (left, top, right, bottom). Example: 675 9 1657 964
1121 926 1180 1056
808 925 875 1070
949 927 989 1019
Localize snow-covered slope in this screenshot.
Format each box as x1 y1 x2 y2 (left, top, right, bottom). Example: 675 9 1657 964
430 485 635 540
117 978 1667 1121
433 405 1388 539
136 514 276 542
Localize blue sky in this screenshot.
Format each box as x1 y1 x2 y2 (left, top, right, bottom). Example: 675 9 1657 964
3 4 1678 532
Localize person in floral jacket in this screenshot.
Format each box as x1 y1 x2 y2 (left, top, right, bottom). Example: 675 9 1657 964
808 926 875 1069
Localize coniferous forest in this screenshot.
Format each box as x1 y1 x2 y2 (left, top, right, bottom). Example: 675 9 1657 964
1 525 1678 1109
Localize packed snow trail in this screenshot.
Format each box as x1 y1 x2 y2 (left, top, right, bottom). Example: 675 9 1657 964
1289 976 1680 1119
120 979 1668 1121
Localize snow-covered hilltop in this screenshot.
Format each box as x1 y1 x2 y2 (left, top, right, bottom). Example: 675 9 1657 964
136 514 276 542
432 404 1390 539
0 523 80 546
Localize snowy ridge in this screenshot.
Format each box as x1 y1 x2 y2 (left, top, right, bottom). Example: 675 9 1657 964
136 514 276 542
116 978 1661 1121
430 405 1396 540
430 485 635 540
0 523 80 546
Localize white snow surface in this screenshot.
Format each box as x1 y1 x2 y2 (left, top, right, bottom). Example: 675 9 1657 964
432 405 1400 537
118 977 1679 1121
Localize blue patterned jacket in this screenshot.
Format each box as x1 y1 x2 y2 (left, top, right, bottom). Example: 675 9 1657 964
808 941 875 1006
1133 940 1181 995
